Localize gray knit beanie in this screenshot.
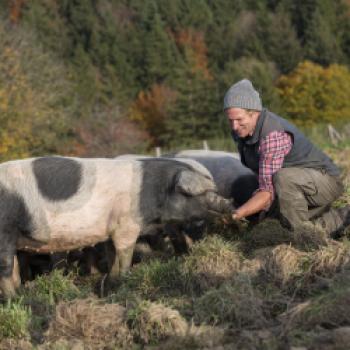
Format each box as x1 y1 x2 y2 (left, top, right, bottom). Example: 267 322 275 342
223 79 262 111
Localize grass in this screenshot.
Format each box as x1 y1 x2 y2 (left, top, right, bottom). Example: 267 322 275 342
45 298 133 349
193 273 267 328
1 145 349 349
109 257 185 303
182 235 243 293
281 273 350 331
0 299 31 339
126 300 188 345
21 269 85 306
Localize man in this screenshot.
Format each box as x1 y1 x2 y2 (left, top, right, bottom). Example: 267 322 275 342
224 79 349 237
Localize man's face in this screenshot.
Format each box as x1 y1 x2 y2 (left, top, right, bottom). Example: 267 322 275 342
225 108 259 138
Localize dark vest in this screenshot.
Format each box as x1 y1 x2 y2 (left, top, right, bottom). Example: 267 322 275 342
231 109 340 176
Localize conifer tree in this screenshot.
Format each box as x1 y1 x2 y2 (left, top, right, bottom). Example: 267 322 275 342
257 8 302 73
142 12 180 87
161 60 219 147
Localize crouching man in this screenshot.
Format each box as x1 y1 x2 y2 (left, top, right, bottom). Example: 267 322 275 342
223 79 349 237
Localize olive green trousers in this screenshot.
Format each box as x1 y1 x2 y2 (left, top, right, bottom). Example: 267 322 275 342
272 168 344 235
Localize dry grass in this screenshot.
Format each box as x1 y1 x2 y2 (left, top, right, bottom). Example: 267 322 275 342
128 301 188 344
183 235 243 291
259 244 308 289
0 339 32 350
306 241 350 277
128 300 230 349
150 325 227 350
292 222 329 250
45 298 133 348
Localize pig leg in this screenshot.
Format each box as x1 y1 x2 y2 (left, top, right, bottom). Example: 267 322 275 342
12 255 21 290
0 255 17 298
17 251 33 282
110 222 141 277
0 232 18 298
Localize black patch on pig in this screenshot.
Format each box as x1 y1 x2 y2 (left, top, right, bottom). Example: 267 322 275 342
139 159 190 224
33 157 82 201
0 185 33 277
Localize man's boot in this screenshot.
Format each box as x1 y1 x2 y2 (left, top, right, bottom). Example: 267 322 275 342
315 205 350 239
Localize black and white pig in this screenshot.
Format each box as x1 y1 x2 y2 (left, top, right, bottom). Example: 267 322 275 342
0 156 233 297
117 151 258 253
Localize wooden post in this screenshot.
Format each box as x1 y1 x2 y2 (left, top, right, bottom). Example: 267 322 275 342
328 124 343 145
155 147 161 157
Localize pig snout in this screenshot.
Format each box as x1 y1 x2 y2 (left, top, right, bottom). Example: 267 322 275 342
205 191 235 215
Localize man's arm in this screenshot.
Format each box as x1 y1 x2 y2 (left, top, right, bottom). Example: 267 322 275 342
232 131 293 220
233 190 272 220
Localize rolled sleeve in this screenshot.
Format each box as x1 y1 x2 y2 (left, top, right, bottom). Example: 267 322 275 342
258 131 293 200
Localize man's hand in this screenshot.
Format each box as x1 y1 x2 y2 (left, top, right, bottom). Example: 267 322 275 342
232 210 242 221
222 211 236 225
233 191 272 220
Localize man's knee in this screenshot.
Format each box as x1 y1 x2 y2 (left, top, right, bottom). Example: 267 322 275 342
273 168 299 193
273 168 307 211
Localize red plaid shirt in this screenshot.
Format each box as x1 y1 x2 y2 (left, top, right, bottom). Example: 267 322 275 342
258 131 293 199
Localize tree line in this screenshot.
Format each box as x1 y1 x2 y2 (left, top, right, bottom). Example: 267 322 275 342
0 0 349 159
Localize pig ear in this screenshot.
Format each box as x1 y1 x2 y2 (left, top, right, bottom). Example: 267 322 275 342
175 170 215 196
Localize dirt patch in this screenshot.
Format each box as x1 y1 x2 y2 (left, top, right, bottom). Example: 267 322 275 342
194 273 268 328
280 271 350 331
240 219 293 253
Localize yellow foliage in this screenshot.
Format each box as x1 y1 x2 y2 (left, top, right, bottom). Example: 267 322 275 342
0 21 74 161
277 61 350 126
129 84 176 144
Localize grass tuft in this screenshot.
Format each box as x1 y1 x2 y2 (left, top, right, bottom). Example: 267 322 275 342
183 235 243 292
111 257 184 303
127 300 188 345
193 273 267 328
0 299 31 339
45 298 133 348
22 269 83 306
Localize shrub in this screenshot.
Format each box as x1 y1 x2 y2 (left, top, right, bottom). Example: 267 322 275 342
277 61 350 127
